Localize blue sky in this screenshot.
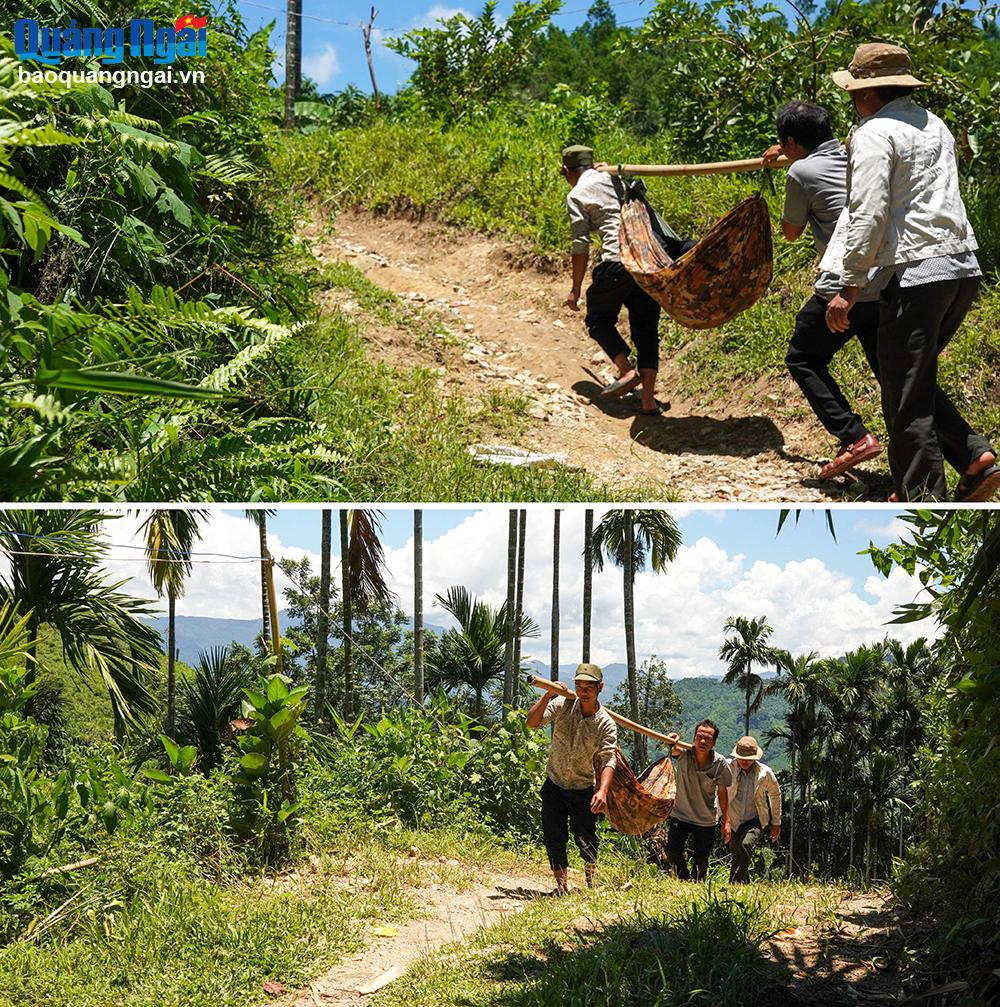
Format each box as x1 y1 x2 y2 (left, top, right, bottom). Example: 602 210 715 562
233 0 663 94
262 506 905 583
103 507 930 677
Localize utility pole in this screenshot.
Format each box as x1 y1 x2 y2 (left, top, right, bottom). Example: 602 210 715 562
362 6 381 110
284 0 302 128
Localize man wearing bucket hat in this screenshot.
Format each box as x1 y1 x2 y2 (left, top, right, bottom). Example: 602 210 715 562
561 144 669 416
526 662 618 894
824 43 998 503
724 735 782 884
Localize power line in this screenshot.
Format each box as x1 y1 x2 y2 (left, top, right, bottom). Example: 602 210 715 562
238 0 652 34
1 530 267 562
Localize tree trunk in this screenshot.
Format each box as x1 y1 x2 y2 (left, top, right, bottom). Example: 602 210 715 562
551 510 560 680
623 512 644 764
511 509 527 706
316 510 331 718
502 509 517 708
166 591 177 736
362 7 382 110
258 517 270 647
340 511 353 720
582 509 594 663
414 510 424 704
283 0 302 128
788 747 796 877
744 663 752 735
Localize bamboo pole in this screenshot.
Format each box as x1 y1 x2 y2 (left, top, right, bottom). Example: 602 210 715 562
40 857 99 877
599 155 788 178
527 675 692 750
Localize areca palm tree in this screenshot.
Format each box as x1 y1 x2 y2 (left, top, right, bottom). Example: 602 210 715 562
140 509 206 735
582 509 594 663
178 645 256 770
244 509 276 647
766 649 824 875
0 510 161 736
502 510 518 706
428 586 539 719
316 510 332 716
340 509 395 719
719 615 779 735
413 510 424 703
592 509 681 763
551 510 560 680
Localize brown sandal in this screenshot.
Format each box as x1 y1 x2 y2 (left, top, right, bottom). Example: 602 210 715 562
819 433 882 480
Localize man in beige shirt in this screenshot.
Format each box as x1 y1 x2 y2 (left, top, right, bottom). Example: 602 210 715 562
526 663 618 894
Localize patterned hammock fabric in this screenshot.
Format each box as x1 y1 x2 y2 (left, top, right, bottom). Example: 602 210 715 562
619 194 773 330
597 746 677 836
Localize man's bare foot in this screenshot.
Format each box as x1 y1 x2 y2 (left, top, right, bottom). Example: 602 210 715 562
965 450 997 476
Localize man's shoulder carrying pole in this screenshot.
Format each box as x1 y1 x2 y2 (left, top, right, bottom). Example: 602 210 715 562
526 674 693 751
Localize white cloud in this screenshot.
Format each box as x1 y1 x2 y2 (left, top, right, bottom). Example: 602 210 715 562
43 508 934 675
381 511 938 677
101 511 320 622
415 6 473 28
302 43 340 88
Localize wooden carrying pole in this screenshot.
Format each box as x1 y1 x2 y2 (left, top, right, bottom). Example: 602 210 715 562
600 155 788 178
527 674 692 750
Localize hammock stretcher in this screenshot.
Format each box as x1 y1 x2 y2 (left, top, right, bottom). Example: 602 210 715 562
528 675 689 836
600 157 780 331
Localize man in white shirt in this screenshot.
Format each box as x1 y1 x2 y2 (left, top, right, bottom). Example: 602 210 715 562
725 735 781 883
562 145 667 416
825 43 998 502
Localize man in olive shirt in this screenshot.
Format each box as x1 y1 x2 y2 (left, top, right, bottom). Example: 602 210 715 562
526 663 618 894
667 719 732 881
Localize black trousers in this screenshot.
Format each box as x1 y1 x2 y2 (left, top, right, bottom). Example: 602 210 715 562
728 818 765 884
878 275 992 501
540 778 599 872
786 295 880 446
666 817 715 881
585 260 661 372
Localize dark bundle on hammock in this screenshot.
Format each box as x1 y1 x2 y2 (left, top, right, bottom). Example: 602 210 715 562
597 746 677 836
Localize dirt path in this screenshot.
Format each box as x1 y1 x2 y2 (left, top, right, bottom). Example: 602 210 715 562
312 210 891 502
767 889 904 1004
288 859 552 1006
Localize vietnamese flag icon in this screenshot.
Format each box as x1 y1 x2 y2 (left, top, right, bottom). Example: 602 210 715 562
175 13 209 31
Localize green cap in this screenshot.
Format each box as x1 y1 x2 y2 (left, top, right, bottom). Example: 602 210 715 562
574 662 603 683
562 145 594 170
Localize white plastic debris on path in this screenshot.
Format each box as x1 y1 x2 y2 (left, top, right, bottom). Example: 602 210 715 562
468 444 575 469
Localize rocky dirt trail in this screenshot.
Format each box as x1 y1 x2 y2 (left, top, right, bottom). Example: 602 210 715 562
312 210 891 502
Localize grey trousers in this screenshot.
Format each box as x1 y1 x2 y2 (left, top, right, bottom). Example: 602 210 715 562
729 818 765 883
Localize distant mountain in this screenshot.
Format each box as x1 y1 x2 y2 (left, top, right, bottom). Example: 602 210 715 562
145 612 447 667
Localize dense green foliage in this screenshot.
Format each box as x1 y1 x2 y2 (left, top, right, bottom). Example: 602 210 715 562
0 2 338 500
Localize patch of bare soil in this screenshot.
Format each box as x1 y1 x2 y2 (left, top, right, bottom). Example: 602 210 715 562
767 890 906 1004
306 209 892 502
285 859 552 1006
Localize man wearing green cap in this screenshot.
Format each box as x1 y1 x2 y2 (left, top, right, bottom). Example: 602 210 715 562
526 662 618 894
561 144 667 416
823 43 998 502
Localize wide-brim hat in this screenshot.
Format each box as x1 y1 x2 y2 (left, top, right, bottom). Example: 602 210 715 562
731 735 765 760
831 43 928 91
574 662 603 683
